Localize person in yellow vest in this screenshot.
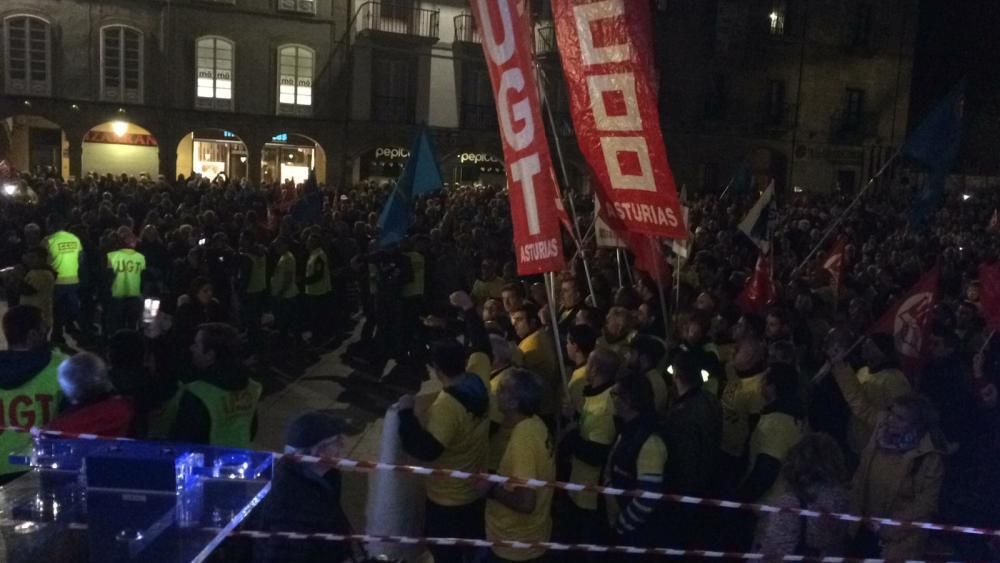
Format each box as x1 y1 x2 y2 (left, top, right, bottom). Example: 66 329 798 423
719 325 769 489
598 306 637 357
0 306 66 484
44 215 82 344
106 226 146 334
561 347 619 544
303 234 332 341
395 338 489 563
471 257 505 308
477 369 556 563
511 302 560 419
400 239 426 365
238 231 267 348
169 323 260 448
565 324 599 412
270 237 300 340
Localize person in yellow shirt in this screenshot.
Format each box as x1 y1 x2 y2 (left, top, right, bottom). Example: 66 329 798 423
561 346 619 543
606 375 668 547
19 248 55 328
395 338 490 563
840 334 911 456
565 324 599 412
479 369 555 563
720 328 769 488
511 303 559 418
471 257 505 308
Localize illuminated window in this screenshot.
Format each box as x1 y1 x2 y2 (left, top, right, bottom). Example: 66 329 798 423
101 25 144 103
195 36 234 110
769 1 786 36
4 15 52 96
277 45 314 116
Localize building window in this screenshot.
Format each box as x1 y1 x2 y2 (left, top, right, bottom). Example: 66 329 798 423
844 88 864 130
101 25 144 103
765 79 786 124
196 36 234 110
704 73 728 119
850 2 874 49
383 0 415 20
277 44 314 116
277 0 316 15
461 65 495 130
768 1 786 36
3 15 52 96
373 54 415 123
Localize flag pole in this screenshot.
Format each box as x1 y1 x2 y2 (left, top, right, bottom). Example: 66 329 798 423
616 248 625 288
535 64 598 307
674 253 682 319
650 237 670 341
719 175 735 200
544 271 571 438
791 149 901 278
976 329 996 357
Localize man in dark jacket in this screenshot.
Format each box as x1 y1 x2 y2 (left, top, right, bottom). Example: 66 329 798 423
662 350 722 547
253 410 356 563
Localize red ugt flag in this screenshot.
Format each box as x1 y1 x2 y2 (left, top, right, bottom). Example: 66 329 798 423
978 262 1000 330
736 252 776 314
552 0 686 239
470 0 566 276
870 266 939 376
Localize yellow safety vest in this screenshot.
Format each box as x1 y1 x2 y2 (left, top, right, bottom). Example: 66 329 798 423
107 249 146 298
0 350 66 474
305 249 332 296
186 380 262 449
46 231 82 284
242 252 267 294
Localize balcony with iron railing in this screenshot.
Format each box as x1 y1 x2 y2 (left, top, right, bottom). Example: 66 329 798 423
454 14 480 44
535 22 557 56
828 110 878 146
373 95 415 123
461 103 498 131
355 1 440 43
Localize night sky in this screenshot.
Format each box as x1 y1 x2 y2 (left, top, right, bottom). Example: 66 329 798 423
911 0 1000 173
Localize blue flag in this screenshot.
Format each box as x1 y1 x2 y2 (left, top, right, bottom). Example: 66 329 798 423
904 81 964 225
377 124 443 247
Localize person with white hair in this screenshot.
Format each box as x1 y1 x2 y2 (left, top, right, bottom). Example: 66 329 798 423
49 352 135 437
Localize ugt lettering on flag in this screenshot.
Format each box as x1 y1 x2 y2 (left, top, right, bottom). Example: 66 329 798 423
470 0 566 275
553 0 687 239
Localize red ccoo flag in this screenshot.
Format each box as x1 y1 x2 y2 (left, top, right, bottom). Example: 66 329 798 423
821 238 848 298
736 252 776 314
978 262 1000 330
870 265 939 377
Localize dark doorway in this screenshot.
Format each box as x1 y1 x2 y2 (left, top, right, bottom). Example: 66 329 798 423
837 169 858 195
29 127 60 174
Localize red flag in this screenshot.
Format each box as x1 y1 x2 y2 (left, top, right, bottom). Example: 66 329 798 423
821 238 848 297
552 0 686 239
631 234 671 287
471 0 565 275
988 209 999 233
979 262 1000 330
736 252 776 314
870 266 939 376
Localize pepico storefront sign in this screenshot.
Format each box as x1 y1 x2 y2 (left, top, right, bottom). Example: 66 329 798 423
471 0 565 275
552 0 686 240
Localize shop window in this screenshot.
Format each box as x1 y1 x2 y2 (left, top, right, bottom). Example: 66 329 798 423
101 25 144 103
4 15 52 97
277 44 314 116
196 36 235 110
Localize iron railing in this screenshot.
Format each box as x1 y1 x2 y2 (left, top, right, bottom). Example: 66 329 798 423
535 22 556 55
356 1 440 40
454 14 480 44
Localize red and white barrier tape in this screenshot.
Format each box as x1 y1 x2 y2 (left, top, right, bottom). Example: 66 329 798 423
9 425 1000 540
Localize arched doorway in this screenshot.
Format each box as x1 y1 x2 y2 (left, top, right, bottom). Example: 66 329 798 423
82 121 159 178
262 132 327 185
0 115 68 178
176 129 249 181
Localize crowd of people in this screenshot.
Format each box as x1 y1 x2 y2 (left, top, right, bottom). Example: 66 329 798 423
0 167 997 562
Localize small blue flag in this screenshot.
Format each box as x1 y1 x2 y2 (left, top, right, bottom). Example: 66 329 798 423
904 81 964 225
377 124 444 247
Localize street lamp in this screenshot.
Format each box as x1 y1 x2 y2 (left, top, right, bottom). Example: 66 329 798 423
111 121 129 137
